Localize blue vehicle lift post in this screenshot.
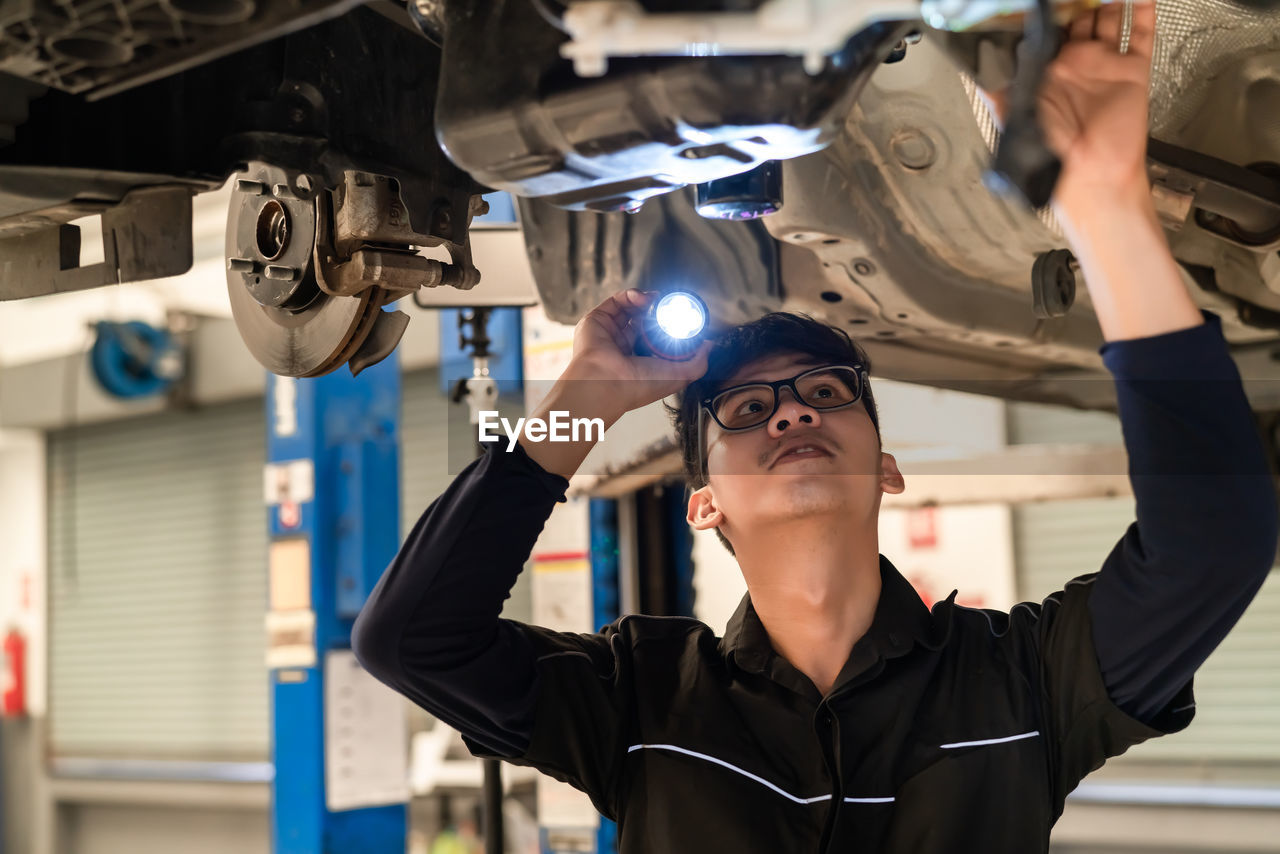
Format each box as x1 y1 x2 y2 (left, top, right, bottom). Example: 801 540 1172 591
264 354 407 854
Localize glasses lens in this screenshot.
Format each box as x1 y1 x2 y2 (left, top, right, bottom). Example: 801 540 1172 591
797 367 860 408
712 384 775 430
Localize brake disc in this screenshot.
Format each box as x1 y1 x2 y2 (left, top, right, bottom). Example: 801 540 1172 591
226 164 377 377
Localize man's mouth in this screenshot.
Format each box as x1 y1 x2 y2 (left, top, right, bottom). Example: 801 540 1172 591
771 444 832 467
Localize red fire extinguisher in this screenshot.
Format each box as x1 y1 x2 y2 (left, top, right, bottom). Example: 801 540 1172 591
2 627 25 717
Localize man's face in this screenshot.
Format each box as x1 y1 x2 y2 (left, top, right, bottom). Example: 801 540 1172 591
687 351 904 542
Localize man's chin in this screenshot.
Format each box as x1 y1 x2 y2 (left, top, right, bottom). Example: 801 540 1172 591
765 478 868 518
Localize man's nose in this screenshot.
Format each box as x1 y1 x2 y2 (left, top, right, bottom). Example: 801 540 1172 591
768 387 821 435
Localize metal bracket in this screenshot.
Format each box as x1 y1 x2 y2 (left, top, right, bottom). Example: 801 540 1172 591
1147 137 1280 249
0 185 194 300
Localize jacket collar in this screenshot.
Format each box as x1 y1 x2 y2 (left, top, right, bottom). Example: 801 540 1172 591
719 553 955 692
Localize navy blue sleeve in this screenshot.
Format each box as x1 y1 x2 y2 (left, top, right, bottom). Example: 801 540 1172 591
351 439 570 757
1091 310 1279 723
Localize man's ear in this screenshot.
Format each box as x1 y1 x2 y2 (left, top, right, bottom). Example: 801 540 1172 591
879 452 905 495
687 485 725 531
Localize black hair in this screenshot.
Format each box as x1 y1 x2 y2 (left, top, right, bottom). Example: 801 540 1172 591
663 312 880 556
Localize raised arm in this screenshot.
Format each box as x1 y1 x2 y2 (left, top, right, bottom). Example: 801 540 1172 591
351 289 710 762
1090 314 1277 722
351 432 574 756
1015 0 1279 722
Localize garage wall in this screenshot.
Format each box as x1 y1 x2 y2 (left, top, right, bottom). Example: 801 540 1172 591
1006 399 1123 447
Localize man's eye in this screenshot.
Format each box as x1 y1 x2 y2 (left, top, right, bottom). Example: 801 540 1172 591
736 399 766 415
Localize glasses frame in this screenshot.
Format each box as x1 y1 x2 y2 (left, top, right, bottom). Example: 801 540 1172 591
695 363 868 477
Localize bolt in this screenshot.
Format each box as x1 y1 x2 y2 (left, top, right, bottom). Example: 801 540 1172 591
228 257 257 273
432 206 454 236
890 129 937 171
265 265 298 281
853 260 875 276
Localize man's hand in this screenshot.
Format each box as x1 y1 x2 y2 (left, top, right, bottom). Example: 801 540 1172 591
568 288 713 416
982 0 1203 342
1037 0 1156 215
519 289 713 480
983 0 1156 218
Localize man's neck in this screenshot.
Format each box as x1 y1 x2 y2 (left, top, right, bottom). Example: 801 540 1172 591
735 516 882 699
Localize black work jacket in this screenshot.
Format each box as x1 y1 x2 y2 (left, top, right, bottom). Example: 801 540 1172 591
465 555 1191 853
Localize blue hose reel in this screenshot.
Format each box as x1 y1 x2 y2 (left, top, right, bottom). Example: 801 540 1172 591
90 321 185 399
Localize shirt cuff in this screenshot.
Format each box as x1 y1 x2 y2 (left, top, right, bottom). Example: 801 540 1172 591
486 437 571 503
1099 310 1236 381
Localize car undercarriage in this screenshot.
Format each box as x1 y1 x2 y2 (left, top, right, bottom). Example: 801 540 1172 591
2 0 1279 413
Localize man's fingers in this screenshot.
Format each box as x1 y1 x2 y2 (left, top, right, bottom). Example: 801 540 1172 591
649 338 714 385
1127 0 1157 60
1068 9 1095 42
583 290 648 347
620 314 643 351
1066 1 1156 60
590 295 632 332
587 289 649 336
599 288 648 320
687 338 715 375
1095 1 1125 50
581 311 627 354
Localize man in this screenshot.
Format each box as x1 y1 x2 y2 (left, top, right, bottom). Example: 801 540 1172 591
353 3 1279 851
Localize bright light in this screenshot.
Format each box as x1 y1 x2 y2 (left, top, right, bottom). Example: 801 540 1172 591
654 292 706 340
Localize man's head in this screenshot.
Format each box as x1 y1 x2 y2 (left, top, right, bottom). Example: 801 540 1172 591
664 312 903 556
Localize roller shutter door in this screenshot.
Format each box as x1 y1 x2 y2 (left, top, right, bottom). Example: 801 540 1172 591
48 399 269 760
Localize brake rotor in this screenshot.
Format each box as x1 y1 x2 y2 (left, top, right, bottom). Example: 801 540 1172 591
225 165 377 377
227 272 378 377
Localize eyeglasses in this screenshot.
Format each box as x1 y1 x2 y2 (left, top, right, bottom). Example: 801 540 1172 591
696 364 868 472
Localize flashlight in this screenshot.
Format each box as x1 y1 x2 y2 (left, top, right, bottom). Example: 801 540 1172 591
635 290 709 361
